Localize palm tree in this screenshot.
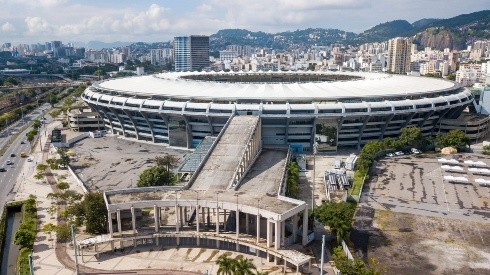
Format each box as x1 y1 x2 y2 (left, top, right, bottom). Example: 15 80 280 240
234 258 256 275
217 254 235 275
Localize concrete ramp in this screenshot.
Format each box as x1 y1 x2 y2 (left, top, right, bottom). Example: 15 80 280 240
190 116 261 191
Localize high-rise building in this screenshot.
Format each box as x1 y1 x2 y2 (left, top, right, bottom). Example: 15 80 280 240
387 38 411 74
173 35 209 71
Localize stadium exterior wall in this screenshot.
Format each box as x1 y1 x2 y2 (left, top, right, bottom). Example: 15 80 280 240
81 74 473 151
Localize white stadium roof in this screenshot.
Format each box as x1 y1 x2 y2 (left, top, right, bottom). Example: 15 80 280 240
94 72 458 101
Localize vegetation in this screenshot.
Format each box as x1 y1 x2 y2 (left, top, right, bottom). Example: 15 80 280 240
435 130 470 150
350 126 434 196
64 192 108 234
137 155 178 187
216 254 257 275
12 196 38 275
482 145 490 155
332 246 385 275
286 161 299 198
313 201 357 244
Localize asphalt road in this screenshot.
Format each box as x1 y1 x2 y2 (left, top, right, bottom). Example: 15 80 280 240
0 103 51 215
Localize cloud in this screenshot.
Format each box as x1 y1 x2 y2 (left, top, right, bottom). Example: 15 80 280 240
1 22 15 32
25 17 52 33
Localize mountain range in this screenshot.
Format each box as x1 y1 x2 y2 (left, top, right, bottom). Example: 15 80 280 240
210 10 490 51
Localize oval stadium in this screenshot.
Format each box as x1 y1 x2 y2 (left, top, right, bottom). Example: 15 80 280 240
82 71 472 152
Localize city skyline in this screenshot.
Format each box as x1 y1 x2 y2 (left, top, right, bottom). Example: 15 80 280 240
0 0 489 44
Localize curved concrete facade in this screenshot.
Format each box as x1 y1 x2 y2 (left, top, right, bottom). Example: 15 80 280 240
82 72 473 151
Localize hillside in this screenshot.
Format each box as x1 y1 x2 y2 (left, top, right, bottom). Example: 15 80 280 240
209 10 490 51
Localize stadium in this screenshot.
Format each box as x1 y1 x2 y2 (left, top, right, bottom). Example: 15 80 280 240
82 71 473 152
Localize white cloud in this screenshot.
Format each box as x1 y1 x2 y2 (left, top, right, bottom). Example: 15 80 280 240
1 22 15 32
25 17 52 33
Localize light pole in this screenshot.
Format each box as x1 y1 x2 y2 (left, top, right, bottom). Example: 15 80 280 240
312 142 318 210
320 234 325 275
71 224 79 275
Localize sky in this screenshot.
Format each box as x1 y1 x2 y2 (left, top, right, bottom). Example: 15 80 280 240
0 0 489 45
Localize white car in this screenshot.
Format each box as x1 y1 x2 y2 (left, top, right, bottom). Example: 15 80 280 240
386 153 395 157
395 151 404 156
411 148 421 154
27 158 33 162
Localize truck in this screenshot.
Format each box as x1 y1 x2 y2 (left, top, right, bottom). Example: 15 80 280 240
20 152 28 158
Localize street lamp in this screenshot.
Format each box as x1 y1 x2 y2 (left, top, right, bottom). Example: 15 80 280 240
312 142 318 210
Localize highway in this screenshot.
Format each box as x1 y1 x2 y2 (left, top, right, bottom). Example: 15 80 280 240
0 103 51 215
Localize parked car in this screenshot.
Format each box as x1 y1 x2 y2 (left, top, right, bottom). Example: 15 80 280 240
386 153 394 157
10 153 15 157
20 141 25 144
27 158 33 162
394 151 404 156
6 160 13 165
0 167 6 172
411 148 421 154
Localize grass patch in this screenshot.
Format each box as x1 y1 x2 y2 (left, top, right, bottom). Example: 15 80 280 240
348 170 366 196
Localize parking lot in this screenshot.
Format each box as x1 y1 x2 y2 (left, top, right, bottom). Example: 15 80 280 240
70 136 187 191
366 154 490 222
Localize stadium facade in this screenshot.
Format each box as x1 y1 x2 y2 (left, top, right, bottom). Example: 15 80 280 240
82 72 473 152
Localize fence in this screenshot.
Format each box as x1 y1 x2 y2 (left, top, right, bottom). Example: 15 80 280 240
341 239 354 260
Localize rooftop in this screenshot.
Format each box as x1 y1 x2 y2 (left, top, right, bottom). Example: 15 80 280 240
94 71 458 101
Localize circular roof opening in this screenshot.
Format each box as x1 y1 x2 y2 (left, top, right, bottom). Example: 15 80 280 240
179 73 363 83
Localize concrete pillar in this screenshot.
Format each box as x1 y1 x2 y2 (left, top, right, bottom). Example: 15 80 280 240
175 205 180 233
292 215 298 243
267 219 272 247
245 213 250 235
256 214 261 243
216 208 220 233
275 220 280 250
196 205 200 233
281 220 286 247
131 207 136 234
201 207 206 228
302 208 308 246
223 210 227 230
184 207 188 223
179 207 184 228
236 210 240 239
207 207 211 227
116 209 122 235
108 211 113 238
154 205 159 233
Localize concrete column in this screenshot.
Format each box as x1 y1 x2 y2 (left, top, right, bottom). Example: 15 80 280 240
154 205 159 233
302 208 308 246
207 207 211 227
292 215 298 243
216 208 220 233
131 207 136 234
196 205 200 233
281 220 285 247
245 213 250 235
108 211 113 238
223 210 227 231
256 214 261 243
179 207 184 228
275 220 280 250
235 210 240 239
184 207 188 223
201 207 206 227
266 219 272 247
175 205 180 233
116 209 122 235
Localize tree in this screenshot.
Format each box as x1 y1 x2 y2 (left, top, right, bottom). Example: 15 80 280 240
332 246 367 275
435 130 471 150
137 166 176 187
32 119 42 130
36 163 48 172
234 258 256 275
57 147 70 168
399 126 422 148
55 223 72 242
26 131 36 144
83 192 108 234
313 201 356 244
155 154 179 171
286 162 299 198
34 172 45 180
43 223 57 240
56 181 70 191
14 229 35 248
47 158 60 169
483 145 490 155
217 254 236 275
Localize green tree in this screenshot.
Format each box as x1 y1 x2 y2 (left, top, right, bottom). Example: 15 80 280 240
32 119 42 130
332 246 367 275
435 130 471 150
314 201 356 244
83 192 108 234
483 145 490 155
137 166 176 187
34 172 45 180
234 258 256 275
14 229 35 248
55 223 72 242
47 158 60 169
56 181 70 191
43 223 57 239
217 254 236 275
36 163 48 172
286 161 299 198
399 126 422 148
57 147 70 168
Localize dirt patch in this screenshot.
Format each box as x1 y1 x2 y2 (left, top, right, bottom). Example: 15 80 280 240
368 210 490 274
